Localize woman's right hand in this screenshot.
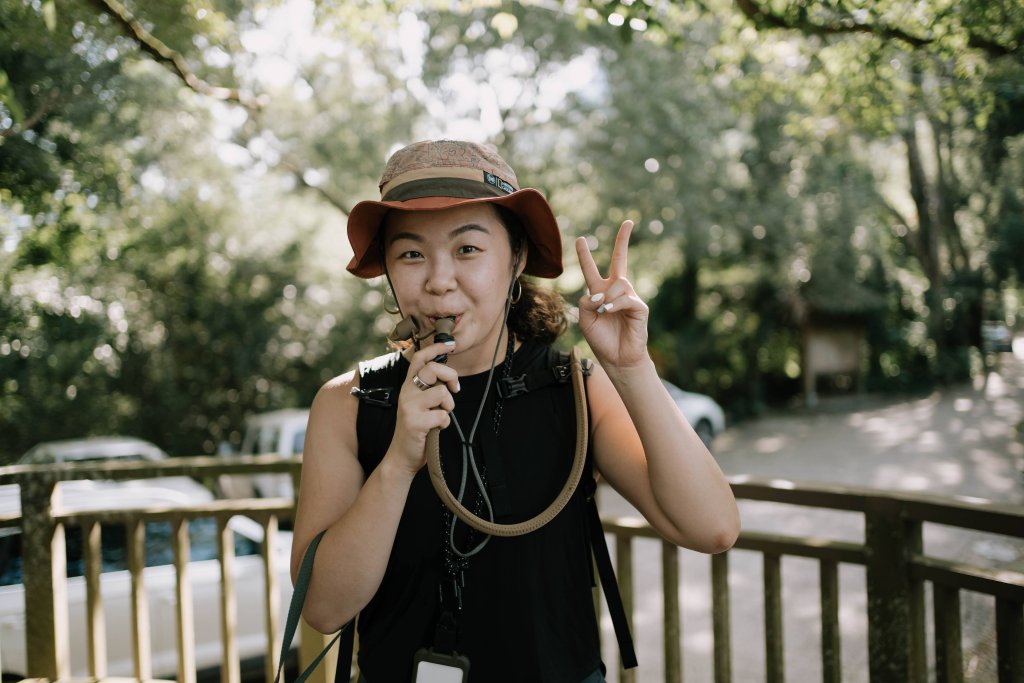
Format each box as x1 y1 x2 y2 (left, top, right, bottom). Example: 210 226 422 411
386 340 461 474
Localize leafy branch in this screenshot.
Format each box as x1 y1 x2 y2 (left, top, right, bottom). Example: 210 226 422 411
0 89 61 138
732 0 1019 60
279 158 353 216
83 0 267 110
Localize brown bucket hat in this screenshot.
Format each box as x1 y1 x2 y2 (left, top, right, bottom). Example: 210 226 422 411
346 140 563 279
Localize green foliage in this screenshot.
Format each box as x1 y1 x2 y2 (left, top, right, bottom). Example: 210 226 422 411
990 135 1024 283
0 0 396 460
1 0 1023 460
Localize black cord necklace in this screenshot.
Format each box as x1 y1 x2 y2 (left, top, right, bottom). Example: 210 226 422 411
435 255 521 621
491 329 516 434
439 327 516 560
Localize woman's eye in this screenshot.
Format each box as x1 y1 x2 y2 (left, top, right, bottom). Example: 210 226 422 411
398 250 423 260
457 245 480 255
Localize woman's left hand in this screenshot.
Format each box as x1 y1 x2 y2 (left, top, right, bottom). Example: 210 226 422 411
574 220 650 370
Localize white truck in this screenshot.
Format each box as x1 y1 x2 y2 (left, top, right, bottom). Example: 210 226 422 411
218 409 310 499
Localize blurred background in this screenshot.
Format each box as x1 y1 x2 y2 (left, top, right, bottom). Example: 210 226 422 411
2 0 1023 462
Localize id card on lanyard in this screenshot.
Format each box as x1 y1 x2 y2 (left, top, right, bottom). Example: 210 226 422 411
412 648 470 683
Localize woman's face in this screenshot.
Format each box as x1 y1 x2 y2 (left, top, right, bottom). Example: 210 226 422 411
383 203 523 373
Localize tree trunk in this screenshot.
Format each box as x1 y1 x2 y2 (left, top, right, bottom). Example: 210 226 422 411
902 120 945 357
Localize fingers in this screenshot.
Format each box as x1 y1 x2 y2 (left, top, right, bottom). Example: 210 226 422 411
574 236 603 292
400 341 459 433
411 361 460 394
576 219 634 295
577 278 639 315
609 220 634 279
409 342 460 394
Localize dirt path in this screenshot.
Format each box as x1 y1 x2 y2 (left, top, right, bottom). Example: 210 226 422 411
597 345 1024 682
714 350 1024 505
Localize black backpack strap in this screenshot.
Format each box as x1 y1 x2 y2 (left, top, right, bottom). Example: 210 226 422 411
584 484 638 669
576 352 638 670
350 351 403 407
333 626 356 683
497 347 592 399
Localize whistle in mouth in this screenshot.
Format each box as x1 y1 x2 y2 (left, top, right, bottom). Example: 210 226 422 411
432 317 456 364
388 316 420 343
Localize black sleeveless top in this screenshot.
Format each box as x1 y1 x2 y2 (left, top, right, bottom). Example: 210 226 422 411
354 340 602 682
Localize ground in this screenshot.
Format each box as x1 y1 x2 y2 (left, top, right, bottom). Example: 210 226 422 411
597 341 1024 682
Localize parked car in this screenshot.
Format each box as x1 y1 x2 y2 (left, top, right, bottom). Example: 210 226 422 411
0 477 294 680
662 379 726 447
217 409 309 500
5 436 197 517
982 321 1014 353
17 436 169 465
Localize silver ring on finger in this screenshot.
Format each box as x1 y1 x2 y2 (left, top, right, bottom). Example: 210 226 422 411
412 374 434 391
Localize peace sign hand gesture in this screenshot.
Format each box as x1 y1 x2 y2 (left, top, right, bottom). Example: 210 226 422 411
574 220 650 370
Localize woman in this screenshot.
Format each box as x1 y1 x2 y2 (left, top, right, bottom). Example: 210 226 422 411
291 140 739 682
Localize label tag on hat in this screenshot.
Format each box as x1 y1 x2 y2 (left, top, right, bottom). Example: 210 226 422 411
483 171 514 194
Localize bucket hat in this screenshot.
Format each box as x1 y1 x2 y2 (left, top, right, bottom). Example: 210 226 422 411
346 140 563 279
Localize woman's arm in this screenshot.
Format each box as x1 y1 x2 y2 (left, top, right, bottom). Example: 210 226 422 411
290 340 460 632
588 360 739 552
574 222 739 553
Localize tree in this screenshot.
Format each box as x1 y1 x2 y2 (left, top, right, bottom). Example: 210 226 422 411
579 0 1024 384
0 0 409 459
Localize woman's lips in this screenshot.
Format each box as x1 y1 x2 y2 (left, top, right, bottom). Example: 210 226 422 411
428 314 460 328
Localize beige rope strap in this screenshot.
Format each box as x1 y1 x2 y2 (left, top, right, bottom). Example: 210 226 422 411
426 346 589 537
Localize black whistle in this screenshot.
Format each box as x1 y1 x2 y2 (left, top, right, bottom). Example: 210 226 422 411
432 317 456 364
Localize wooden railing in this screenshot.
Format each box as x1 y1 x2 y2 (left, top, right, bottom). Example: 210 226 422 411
1 459 1022 682
601 478 1024 683
0 456 311 683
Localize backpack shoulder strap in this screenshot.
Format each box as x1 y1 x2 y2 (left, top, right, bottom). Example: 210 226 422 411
351 351 403 407
571 347 638 670
496 346 592 399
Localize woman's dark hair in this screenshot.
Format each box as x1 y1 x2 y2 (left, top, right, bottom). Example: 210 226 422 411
490 205 568 345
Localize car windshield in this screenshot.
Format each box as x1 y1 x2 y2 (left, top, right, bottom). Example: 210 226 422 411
0 518 261 586
291 428 306 455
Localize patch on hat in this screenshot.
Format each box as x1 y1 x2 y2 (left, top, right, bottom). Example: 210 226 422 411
483 171 515 195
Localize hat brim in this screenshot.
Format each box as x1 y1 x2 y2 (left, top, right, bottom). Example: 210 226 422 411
345 189 563 279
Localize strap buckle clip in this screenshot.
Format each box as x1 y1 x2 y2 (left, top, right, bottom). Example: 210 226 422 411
497 374 529 399
350 387 393 407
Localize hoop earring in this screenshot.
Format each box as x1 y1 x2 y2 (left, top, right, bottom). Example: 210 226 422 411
383 285 400 315
510 278 523 305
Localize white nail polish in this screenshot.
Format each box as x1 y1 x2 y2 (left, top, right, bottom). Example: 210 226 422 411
590 292 605 303
603 302 614 311
445 340 456 346
596 304 607 314
455 381 461 392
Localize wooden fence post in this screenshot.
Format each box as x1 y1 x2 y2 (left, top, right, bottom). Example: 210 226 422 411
20 475 69 680
864 497 925 683
300 620 339 683
712 551 732 683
